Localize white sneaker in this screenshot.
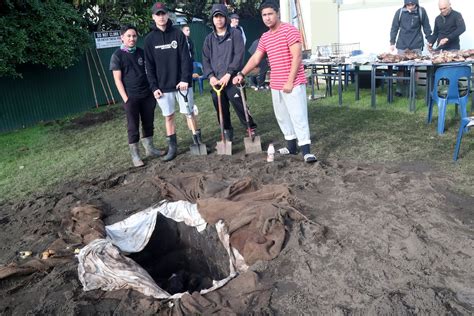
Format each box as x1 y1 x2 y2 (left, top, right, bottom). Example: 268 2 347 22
303 154 317 163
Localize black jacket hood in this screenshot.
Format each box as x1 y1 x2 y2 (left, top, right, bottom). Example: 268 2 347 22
210 4 229 33
404 0 419 6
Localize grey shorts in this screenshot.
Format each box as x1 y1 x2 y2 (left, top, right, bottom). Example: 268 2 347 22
156 88 195 117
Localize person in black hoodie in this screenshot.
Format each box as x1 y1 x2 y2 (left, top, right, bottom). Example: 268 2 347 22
110 25 162 167
144 2 203 162
202 4 257 143
390 0 431 54
428 0 465 51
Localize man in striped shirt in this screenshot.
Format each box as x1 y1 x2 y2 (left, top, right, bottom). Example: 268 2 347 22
233 1 317 163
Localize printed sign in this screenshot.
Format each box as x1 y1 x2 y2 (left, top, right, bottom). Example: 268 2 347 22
94 31 121 49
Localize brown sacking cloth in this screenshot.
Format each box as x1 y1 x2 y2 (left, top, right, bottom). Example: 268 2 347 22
1 204 105 280
157 174 306 265
173 271 272 315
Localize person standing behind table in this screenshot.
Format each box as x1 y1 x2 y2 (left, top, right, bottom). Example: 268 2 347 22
428 0 466 51
110 25 162 167
233 1 317 163
390 0 432 54
230 13 246 45
144 2 204 162
202 4 258 143
389 0 431 96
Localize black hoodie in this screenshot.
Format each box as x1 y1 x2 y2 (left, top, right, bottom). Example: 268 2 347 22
144 19 192 93
202 4 245 79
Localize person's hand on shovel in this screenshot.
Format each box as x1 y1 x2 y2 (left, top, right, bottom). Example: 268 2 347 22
176 81 188 91
233 72 245 85
218 73 231 87
209 76 220 87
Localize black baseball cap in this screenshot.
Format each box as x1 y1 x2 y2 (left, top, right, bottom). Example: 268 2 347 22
151 2 167 15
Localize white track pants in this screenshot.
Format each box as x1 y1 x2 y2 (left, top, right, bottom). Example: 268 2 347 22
271 84 311 146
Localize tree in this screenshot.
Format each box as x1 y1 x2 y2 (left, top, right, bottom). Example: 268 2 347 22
0 0 91 78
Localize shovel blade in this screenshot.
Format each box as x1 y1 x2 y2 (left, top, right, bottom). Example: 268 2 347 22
244 135 262 154
190 144 208 156
216 140 232 155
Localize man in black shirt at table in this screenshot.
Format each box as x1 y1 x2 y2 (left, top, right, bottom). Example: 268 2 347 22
428 0 465 51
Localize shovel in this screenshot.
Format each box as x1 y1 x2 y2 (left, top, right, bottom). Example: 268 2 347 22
212 84 232 155
238 84 262 154
178 89 207 156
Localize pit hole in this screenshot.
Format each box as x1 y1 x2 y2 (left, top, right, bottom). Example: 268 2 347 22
129 214 230 295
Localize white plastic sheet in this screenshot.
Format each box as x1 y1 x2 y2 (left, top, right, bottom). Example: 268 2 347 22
105 201 206 253
77 200 247 299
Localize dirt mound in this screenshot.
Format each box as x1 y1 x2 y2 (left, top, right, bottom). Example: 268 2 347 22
0 153 473 314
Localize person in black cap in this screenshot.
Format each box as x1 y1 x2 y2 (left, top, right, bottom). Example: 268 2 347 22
202 3 258 143
144 2 204 162
230 13 246 45
109 25 163 167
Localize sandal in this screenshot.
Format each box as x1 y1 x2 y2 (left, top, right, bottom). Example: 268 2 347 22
303 154 317 163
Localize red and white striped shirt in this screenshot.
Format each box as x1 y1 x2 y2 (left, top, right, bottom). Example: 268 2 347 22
257 23 307 90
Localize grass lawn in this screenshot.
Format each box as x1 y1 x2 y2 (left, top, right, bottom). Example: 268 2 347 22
1 81 473 204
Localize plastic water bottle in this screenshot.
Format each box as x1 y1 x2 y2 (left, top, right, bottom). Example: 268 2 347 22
267 144 275 162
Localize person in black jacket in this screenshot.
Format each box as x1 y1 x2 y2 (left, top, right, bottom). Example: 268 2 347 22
181 24 195 63
110 25 162 167
390 0 431 97
144 2 203 162
202 4 257 143
428 0 465 51
390 0 432 53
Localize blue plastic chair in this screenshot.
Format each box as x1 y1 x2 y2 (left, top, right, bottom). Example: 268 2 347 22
453 116 473 161
192 62 205 95
427 65 471 135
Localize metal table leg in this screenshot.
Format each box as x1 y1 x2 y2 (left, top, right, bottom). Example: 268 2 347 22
425 66 431 107
355 65 360 101
371 64 376 108
338 64 343 106
409 65 416 112
388 66 394 103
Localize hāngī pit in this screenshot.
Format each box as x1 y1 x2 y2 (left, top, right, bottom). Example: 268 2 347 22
129 214 230 295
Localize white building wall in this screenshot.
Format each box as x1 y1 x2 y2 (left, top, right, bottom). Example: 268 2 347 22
339 0 473 54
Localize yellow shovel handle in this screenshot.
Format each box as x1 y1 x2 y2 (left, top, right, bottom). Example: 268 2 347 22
211 84 224 96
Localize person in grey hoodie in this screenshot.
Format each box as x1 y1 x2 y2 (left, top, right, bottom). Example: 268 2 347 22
390 0 432 54
202 4 257 143
144 2 204 162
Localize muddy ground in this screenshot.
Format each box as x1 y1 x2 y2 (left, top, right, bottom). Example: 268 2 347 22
0 147 473 314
